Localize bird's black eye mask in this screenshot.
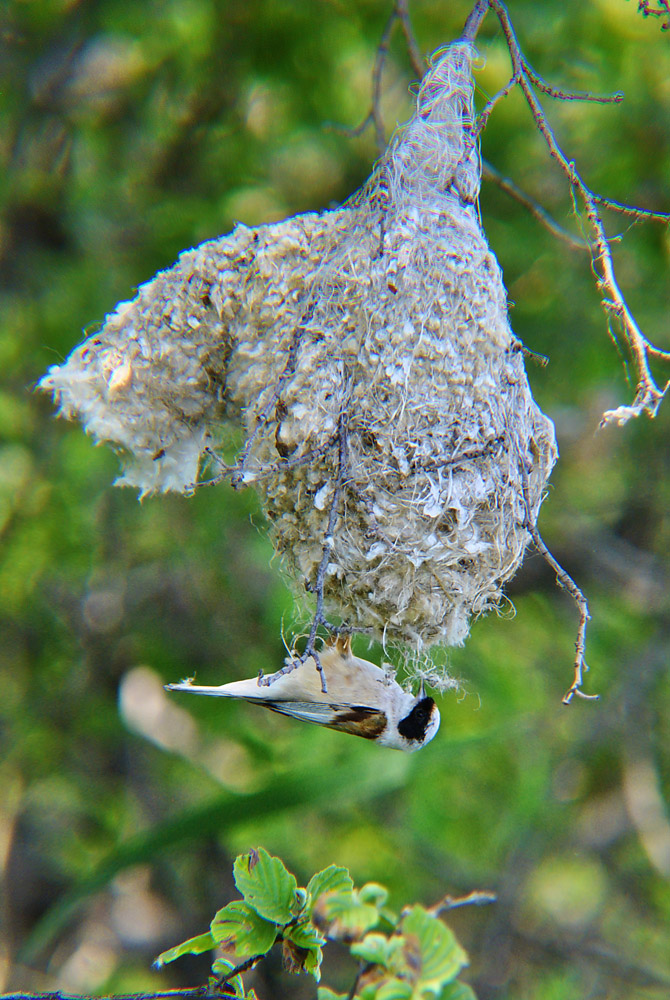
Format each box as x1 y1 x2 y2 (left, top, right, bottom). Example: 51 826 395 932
397 697 435 742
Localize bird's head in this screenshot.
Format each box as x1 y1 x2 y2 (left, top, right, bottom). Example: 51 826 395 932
384 685 441 752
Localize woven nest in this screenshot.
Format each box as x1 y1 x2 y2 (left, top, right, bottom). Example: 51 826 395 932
41 41 557 668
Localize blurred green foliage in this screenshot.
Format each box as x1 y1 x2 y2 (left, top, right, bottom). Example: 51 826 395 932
1 1 670 998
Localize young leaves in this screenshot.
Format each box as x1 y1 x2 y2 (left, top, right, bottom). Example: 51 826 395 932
306 864 354 905
155 930 216 968
348 906 469 1000
233 847 301 923
211 957 257 1000
312 885 383 942
207 849 307 966
212 900 279 959
156 849 477 999
400 905 468 996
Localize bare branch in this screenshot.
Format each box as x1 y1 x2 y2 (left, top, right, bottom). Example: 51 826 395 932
0 992 213 1000
301 410 351 689
198 436 339 489
592 191 670 223
523 63 623 104
475 74 519 136
396 0 426 79
371 8 400 154
324 0 422 155
328 0 492 154
487 0 670 424
481 159 589 251
258 410 354 693
460 0 490 44
215 952 266 984
229 306 312 488
394 0 668 419
637 0 670 30
326 110 376 141
520 465 598 705
431 889 498 915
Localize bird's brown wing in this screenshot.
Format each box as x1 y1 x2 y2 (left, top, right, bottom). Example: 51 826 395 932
258 700 388 740
323 705 389 740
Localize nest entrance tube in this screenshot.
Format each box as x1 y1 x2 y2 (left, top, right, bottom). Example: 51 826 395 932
40 42 557 681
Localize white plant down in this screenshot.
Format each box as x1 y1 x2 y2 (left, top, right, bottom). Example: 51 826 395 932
40 41 557 673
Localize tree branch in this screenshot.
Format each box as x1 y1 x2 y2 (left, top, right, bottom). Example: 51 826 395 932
481 160 589 251
486 0 670 424
460 0 490 43
520 464 598 704
0 992 214 1000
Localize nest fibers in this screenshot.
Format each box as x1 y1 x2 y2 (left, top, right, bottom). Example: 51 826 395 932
40 42 557 665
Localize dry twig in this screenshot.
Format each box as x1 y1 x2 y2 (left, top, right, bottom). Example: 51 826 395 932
636 0 670 30
257 412 354 693
394 0 670 424
481 160 589 252
430 889 498 915
520 464 598 704
483 0 670 425
229 306 313 489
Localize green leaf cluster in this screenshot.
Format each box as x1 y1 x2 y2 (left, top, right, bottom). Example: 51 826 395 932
329 906 471 1000
156 849 475 1000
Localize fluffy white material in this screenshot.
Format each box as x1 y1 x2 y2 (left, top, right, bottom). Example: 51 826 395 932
40 42 556 665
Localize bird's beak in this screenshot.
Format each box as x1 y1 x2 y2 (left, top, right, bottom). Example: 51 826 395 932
419 677 426 699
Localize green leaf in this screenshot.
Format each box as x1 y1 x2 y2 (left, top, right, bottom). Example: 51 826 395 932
317 989 348 1000
358 883 389 908
377 908 400 931
314 889 381 941
360 976 412 1000
373 977 414 1000
350 932 397 967
307 865 354 909
302 944 324 980
287 919 326 950
154 930 215 967
438 983 478 1000
211 900 278 958
284 920 325 981
233 848 299 924
211 958 246 998
400 906 468 995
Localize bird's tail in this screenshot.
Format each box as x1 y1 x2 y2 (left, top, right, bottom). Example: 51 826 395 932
165 680 234 697
165 678 269 699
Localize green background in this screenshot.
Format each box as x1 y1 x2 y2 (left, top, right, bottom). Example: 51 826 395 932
1 0 669 997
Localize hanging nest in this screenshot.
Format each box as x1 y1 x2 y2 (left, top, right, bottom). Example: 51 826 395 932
40 41 557 671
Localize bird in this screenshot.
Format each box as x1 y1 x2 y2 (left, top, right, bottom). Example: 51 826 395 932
165 635 440 751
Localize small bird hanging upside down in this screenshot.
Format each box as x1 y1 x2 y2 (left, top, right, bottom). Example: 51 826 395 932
166 636 440 752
